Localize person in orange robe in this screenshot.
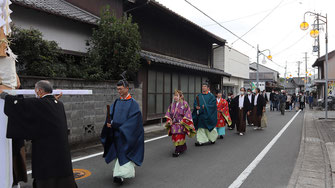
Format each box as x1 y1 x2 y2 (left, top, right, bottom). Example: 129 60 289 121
216 91 231 139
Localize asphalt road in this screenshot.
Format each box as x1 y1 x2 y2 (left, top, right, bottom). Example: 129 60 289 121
20 110 304 188
72 110 304 188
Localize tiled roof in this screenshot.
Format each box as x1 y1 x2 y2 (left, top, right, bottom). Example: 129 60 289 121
249 62 279 74
141 50 231 77
12 0 99 25
147 0 226 45
292 77 306 86
312 50 335 67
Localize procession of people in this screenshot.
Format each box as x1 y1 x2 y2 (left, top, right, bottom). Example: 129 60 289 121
0 76 311 187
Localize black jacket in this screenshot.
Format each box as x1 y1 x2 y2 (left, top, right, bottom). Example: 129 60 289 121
227 98 237 120
247 94 255 108
270 92 276 101
4 95 75 181
254 94 266 116
232 95 252 121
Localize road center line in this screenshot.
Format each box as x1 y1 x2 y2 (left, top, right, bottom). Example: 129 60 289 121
228 110 301 188
27 135 168 175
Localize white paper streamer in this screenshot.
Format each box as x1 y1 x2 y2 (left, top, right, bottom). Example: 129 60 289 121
4 89 93 95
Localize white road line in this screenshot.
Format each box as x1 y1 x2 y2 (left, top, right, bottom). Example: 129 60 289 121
27 134 168 175
144 135 168 143
228 110 301 188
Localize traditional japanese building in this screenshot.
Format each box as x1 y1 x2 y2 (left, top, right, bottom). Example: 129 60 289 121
126 1 230 122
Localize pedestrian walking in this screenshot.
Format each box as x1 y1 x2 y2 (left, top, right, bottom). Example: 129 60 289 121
299 92 306 111
101 78 144 185
1 80 77 188
232 87 252 136
252 88 266 130
216 91 232 139
279 91 287 115
227 93 237 130
292 93 297 110
286 94 292 111
192 82 218 146
165 90 196 157
270 90 275 111
308 93 314 109
262 90 268 104
246 88 255 126
274 91 280 111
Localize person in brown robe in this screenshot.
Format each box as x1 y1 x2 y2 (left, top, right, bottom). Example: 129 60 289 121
232 87 252 136
252 88 266 130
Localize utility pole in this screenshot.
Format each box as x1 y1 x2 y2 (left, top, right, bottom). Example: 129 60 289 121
256 44 259 88
304 52 308 93
317 14 320 58
297 61 303 92
284 61 287 90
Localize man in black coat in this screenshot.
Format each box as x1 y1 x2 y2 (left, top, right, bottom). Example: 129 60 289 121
270 90 275 111
279 91 288 115
252 88 266 130
227 93 236 130
232 87 252 136
0 80 77 188
246 88 255 126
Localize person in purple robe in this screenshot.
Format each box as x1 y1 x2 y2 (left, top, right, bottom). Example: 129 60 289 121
165 90 196 157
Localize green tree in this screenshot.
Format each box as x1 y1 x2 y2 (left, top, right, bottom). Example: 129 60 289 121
10 27 66 77
9 26 87 79
86 6 141 80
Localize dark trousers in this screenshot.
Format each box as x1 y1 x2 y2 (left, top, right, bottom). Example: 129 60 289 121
230 118 236 129
247 108 253 125
280 102 285 115
300 102 305 110
237 109 246 133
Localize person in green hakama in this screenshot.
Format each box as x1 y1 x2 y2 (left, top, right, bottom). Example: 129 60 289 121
192 83 218 146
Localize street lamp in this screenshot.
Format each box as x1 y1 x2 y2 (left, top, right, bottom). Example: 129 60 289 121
256 44 272 88
300 11 329 119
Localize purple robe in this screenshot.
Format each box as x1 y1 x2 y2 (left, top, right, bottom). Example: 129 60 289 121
165 101 196 137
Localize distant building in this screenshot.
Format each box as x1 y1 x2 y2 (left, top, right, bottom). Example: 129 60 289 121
312 50 335 99
213 46 249 96
245 63 281 92
279 78 303 94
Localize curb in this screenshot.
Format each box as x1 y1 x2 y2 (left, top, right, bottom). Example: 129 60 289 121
288 110 334 188
287 111 306 188
325 142 335 188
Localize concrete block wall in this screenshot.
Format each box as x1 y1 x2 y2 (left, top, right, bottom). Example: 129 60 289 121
19 76 142 149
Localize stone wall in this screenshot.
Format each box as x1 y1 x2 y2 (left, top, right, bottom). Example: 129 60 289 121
19 76 142 149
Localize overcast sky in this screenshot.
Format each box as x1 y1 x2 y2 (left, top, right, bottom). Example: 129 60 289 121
156 0 335 78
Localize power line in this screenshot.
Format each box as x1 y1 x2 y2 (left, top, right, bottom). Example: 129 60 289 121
202 9 274 27
272 32 309 56
202 0 297 27
184 0 255 49
231 0 285 45
184 0 285 69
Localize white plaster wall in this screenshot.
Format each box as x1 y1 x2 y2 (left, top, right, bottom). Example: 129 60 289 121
327 57 335 79
11 5 94 53
224 46 249 79
250 63 279 80
213 46 224 70
222 76 244 95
